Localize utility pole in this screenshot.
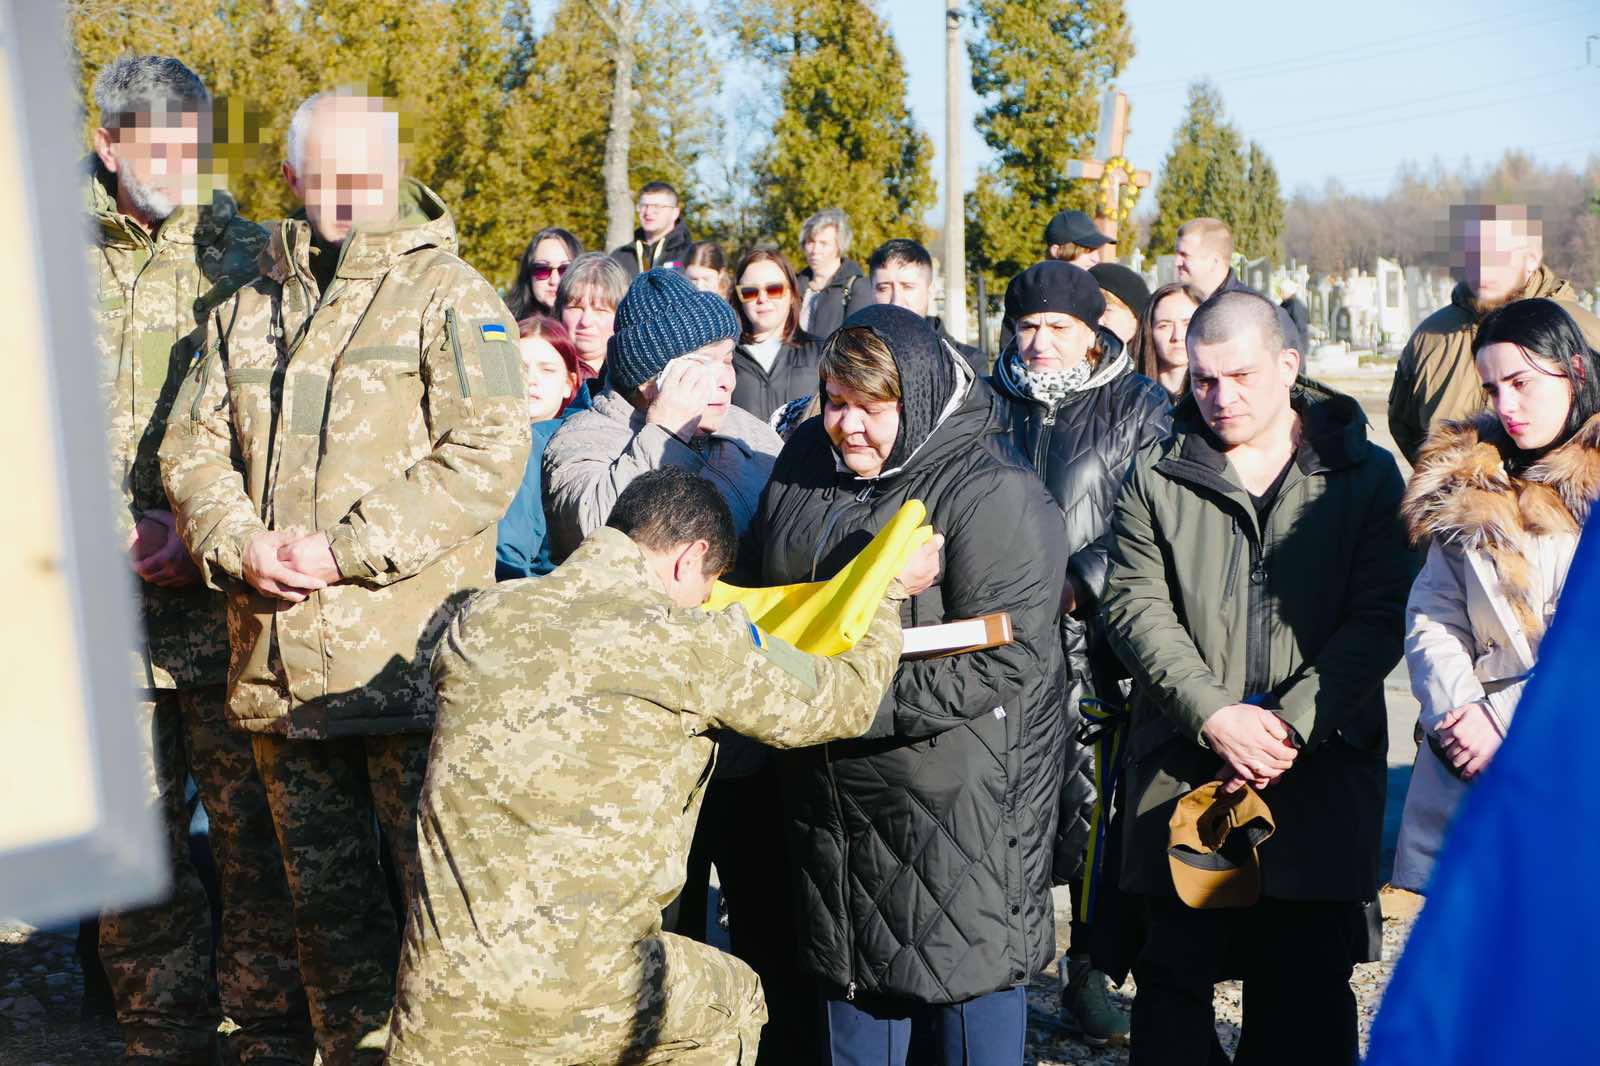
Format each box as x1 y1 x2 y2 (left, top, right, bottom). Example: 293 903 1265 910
942 6 968 343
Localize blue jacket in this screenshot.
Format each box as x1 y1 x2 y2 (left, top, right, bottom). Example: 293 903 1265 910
495 387 591 581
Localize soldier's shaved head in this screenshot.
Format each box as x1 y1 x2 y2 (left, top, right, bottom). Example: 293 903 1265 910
1186 290 1301 450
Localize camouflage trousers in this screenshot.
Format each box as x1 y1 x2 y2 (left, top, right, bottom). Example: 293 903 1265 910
98 685 312 1065
251 732 429 1066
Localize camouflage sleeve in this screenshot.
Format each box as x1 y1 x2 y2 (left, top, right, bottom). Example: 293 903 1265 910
684 588 907 748
1386 339 1423 466
158 306 268 590
325 268 532 586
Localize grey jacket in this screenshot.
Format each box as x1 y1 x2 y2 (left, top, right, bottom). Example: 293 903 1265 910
542 386 783 562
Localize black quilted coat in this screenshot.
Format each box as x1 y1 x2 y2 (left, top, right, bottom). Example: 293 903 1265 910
753 305 1069 1004
989 343 1172 887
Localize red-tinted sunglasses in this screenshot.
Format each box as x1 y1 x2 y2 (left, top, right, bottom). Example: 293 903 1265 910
530 261 570 281
738 282 787 302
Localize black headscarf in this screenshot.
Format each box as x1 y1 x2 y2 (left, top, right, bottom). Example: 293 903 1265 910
838 303 958 473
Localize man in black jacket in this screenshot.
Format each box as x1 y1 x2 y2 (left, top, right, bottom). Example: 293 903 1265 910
611 180 693 277
867 237 988 375
752 305 1068 1066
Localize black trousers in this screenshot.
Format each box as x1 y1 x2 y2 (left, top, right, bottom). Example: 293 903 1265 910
668 765 817 1065
1128 895 1365 1066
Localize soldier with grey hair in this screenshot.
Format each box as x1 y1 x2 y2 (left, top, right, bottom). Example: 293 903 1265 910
797 207 871 340
87 54 313 1065
160 89 529 1065
386 467 941 1065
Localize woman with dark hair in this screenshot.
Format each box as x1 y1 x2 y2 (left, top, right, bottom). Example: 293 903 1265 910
729 247 822 418
987 260 1171 1047
495 315 583 581
1131 281 1207 403
683 240 733 299
1394 297 1600 891
752 304 1069 1065
506 227 582 319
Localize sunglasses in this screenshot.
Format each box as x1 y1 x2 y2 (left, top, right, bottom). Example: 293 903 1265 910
738 283 788 302
529 261 569 281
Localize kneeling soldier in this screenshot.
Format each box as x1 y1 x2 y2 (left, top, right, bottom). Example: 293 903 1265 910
386 468 941 1065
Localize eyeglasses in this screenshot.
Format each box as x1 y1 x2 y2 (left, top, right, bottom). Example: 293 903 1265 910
529 261 569 281
738 283 788 302
637 200 677 213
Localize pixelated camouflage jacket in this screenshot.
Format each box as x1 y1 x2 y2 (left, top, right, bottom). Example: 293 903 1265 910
89 160 267 691
387 526 905 1064
160 178 530 737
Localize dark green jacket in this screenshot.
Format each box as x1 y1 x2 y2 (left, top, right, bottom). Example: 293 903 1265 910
1101 380 1416 902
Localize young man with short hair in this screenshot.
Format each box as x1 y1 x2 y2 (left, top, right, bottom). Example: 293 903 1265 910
613 180 693 276
867 237 986 374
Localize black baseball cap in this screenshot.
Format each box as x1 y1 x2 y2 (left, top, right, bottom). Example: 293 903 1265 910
1044 209 1113 249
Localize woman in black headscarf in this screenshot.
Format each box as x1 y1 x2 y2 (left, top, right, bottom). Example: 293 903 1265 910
750 304 1069 1066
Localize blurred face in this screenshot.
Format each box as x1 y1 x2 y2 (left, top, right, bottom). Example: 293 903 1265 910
519 335 577 423
1175 233 1228 296
871 261 931 317
684 264 725 296
95 108 207 225
284 101 402 246
1017 311 1095 372
737 259 793 340
636 191 680 240
803 225 842 276
561 292 616 370
1476 342 1574 451
1188 330 1299 450
823 380 901 479
1100 296 1138 345
1152 292 1200 372
526 238 573 311
1462 220 1541 306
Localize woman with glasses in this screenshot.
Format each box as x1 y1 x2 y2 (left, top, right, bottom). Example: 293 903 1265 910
554 252 630 387
506 227 582 319
988 260 1171 1048
729 248 822 418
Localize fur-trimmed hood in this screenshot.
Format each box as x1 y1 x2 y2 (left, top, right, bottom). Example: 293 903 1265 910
1402 411 1600 635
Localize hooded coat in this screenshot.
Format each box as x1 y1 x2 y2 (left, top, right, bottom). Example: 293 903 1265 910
1392 412 1597 890
611 220 693 277
1387 266 1600 464
1101 381 1416 903
752 305 1070 1004
161 179 530 737
989 341 1172 886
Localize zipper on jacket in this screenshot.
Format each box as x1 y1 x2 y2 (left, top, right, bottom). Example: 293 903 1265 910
1224 519 1243 600
1030 402 1060 476
445 307 472 399
822 741 858 1001
810 482 876 581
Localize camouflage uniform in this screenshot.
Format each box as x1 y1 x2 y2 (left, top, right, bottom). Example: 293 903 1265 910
160 178 530 1066
384 527 907 1065
88 161 312 1065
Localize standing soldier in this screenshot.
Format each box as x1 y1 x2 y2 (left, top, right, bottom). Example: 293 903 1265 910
88 56 312 1064
160 90 530 1065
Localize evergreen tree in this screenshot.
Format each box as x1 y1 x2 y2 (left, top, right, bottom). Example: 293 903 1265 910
736 0 935 264
1146 80 1247 257
965 0 1134 302
1239 141 1285 262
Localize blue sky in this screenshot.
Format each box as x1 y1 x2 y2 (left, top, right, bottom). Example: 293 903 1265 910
886 0 1599 219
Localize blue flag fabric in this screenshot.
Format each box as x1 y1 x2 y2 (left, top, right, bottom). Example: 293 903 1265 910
1365 521 1600 1065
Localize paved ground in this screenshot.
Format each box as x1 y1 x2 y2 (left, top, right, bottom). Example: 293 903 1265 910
0 363 1428 1064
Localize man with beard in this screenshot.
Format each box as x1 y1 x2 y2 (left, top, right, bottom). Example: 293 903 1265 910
88 54 310 1063
1388 204 1600 464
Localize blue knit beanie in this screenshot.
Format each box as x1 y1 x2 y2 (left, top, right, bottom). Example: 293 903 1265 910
607 268 740 394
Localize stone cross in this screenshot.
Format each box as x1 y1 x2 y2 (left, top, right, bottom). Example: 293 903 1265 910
1066 89 1151 246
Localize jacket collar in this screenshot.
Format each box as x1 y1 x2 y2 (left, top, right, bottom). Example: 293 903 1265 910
564 525 667 596
262 176 455 286
1449 264 1576 322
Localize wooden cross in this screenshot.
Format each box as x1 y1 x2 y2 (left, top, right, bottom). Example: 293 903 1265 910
1066 89 1151 246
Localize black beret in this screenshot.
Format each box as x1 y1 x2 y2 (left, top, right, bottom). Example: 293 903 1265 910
1004 260 1106 328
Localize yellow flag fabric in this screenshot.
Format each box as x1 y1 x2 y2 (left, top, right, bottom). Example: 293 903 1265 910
705 499 931 656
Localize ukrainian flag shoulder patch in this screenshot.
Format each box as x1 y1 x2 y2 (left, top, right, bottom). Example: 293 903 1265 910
749 622 766 650
479 322 508 342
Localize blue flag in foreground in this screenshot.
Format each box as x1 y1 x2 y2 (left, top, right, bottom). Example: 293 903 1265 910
1366 522 1600 1065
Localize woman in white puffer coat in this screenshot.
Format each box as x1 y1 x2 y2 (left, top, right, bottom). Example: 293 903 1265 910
1393 297 1600 891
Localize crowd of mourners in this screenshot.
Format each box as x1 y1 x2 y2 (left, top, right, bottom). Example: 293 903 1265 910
84 54 1600 1066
